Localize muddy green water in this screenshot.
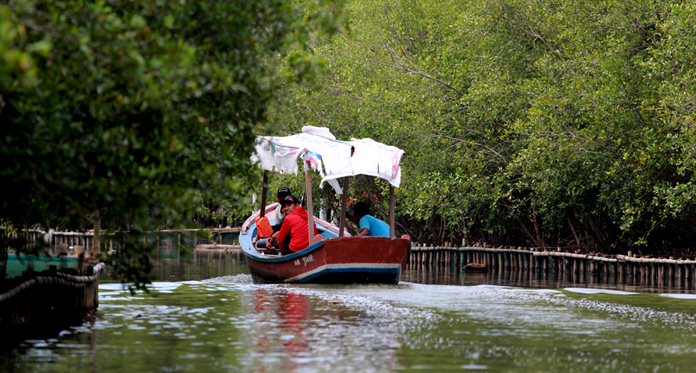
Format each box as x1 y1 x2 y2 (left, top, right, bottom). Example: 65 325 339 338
3 253 696 372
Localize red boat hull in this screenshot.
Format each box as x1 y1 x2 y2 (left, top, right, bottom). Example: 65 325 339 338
243 237 411 284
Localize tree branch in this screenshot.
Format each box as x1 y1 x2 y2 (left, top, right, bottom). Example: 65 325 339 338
433 134 509 165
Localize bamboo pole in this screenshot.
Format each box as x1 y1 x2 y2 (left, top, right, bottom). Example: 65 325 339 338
338 177 349 238
305 165 315 246
260 171 268 218
389 185 395 238
428 249 433 268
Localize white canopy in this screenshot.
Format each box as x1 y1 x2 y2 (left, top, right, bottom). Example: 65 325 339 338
250 126 404 193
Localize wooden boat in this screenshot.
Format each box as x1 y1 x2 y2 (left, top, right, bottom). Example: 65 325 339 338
240 204 410 284
463 263 488 273
240 126 410 284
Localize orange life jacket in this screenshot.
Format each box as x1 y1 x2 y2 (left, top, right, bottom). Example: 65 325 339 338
255 216 273 238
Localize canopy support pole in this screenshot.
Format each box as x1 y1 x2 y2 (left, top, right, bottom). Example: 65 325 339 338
389 184 395 238
306 165 315 246
338 177 349 237
260 171 268 218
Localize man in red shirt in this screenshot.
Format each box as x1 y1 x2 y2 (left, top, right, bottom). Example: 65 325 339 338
267 195 319 255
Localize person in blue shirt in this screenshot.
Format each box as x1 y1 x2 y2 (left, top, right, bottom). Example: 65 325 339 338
352 202 390 237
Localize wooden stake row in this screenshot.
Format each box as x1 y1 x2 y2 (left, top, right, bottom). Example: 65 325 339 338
406 245 696 287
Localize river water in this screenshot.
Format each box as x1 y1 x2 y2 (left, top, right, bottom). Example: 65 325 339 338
3 251 696 372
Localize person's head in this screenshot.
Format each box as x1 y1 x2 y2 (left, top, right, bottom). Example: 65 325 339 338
277 187 291 202
353 202 370 219
280 195 301 214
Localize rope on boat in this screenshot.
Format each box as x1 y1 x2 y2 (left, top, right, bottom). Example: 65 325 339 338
0 262 106 303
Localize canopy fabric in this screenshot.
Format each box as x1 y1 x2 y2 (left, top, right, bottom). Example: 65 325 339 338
348 138 404 189
250 126 404 192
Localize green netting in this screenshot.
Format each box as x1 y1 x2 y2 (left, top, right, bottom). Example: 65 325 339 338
180 232 200 248
220 232 239 245
0 251 6 286
144 233 158 248
4 254 83 279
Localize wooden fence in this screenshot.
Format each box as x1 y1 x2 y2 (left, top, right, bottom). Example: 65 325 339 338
408 244 696 288
3 228 240 255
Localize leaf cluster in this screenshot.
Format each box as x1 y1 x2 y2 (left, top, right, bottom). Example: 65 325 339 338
268 0 696 254
0 0 345 286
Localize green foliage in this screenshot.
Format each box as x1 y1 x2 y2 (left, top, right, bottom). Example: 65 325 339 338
268 0 696 255
0 0 345 286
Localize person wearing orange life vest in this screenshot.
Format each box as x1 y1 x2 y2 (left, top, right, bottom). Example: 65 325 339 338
256 187 291 249
267 195 319 255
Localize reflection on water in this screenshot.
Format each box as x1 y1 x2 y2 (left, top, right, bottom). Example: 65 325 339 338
3 251 696 372
245 286 403 372
403 264 696 295
249 288 314 372
146 249 249 282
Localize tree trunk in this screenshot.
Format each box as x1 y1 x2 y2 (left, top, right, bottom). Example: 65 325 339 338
93 208 101 256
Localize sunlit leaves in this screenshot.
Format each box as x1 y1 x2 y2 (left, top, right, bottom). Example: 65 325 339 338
268 0 696 252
